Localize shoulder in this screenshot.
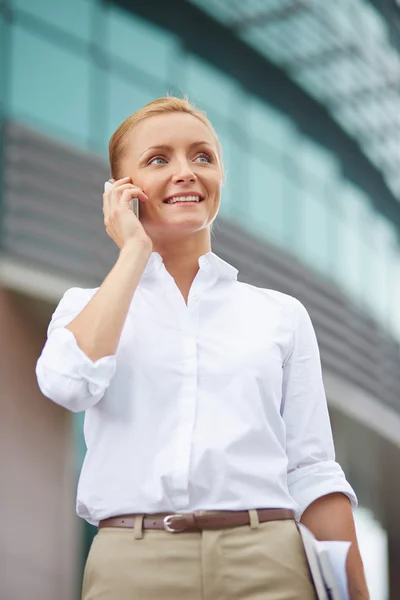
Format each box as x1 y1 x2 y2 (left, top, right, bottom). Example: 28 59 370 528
235 281 304 317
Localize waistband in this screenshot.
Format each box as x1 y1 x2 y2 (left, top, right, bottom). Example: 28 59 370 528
98 508 295 533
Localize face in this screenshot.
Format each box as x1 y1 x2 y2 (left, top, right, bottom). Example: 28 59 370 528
120 112 222 242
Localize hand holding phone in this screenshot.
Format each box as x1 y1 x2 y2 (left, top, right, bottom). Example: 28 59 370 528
103 177 152 250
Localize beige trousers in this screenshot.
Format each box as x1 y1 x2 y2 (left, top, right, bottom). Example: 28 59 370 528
82 511 316 600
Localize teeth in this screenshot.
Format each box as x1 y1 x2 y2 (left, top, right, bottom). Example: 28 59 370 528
166 195 201 204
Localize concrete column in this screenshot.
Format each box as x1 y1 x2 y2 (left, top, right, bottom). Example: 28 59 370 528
0 287 80 600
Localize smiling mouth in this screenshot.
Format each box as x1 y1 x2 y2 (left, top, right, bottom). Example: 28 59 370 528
163 195 204 205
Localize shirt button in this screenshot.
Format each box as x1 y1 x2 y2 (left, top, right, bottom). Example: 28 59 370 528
192 294 199 301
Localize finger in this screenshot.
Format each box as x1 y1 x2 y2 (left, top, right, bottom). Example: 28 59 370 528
111 176 131 189
120 188 149 209
104 177 130 196
109 184 148 204
108 183 141 195
105 183 131 213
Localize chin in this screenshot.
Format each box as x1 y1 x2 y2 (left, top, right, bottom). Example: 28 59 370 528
146 221 206 238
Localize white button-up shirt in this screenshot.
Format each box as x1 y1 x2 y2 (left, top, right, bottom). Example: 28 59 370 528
36 251 357 526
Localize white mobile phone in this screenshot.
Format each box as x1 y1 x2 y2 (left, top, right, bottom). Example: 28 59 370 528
104 181 139 219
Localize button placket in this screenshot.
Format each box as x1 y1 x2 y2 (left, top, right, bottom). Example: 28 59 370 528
169 307 198 504
159 262 212 503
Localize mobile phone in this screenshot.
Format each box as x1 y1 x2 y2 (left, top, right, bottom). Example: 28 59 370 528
104 181 139 219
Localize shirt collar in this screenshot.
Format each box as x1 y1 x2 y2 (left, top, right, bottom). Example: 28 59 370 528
141 251 238 281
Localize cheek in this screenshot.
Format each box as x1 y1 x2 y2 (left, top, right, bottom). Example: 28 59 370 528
203 173 221 194
134 173 164 198
212 182 222 203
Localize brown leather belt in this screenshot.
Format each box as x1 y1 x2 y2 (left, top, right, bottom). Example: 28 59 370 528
98 508 294 533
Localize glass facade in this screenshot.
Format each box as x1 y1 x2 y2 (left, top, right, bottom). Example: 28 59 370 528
1 0 400 340
190 0 400 201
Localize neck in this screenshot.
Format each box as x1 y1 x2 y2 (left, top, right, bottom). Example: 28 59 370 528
152 231 211 303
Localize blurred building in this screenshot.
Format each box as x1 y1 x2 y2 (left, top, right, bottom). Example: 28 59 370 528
1 0 400 598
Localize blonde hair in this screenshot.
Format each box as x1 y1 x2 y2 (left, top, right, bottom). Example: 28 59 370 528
108 96 224 180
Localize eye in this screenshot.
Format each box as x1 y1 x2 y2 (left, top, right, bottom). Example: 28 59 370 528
148 156 167 165
195 152 212 164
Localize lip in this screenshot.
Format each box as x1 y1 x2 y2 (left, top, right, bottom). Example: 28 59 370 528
163 192 204 203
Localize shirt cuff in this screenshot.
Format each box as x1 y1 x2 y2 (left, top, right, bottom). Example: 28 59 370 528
287 460 358 521
40 327 116 396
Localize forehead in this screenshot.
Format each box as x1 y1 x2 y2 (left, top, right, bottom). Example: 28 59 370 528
128 112 217 154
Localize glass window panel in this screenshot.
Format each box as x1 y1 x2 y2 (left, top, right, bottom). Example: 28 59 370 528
336 216 364 303
184 54 238 120
330 183 365 304
364 215 395 324
107 7 179 82
12 0 92 43
327 203 345 287
164 46 187 98
347 189 374 312
298 188 331 274
294 137 339 186
284 174 303 257
0 14 7 110
87 62 108 156
220 134 249 226
245 155 286 246
341 182 370 221
107 73 164 141
10 26 90 147
248 96 295 151
390 253 400 339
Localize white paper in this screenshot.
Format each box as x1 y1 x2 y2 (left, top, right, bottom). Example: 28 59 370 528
316 540 352 600
297 523 352 600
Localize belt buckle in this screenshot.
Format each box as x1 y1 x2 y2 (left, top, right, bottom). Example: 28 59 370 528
163 514 186 533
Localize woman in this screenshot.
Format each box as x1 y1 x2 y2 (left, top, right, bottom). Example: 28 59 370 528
36 97 369 599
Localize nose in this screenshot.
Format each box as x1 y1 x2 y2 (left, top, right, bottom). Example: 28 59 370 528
171 160 197 184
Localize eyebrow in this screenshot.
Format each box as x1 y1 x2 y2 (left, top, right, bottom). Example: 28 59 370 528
139 141 213 159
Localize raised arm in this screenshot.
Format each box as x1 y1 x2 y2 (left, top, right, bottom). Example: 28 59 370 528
36 177 152 412
65 239 151 361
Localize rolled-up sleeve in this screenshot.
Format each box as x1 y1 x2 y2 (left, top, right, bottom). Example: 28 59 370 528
282 298 358 520
36 287 117 413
